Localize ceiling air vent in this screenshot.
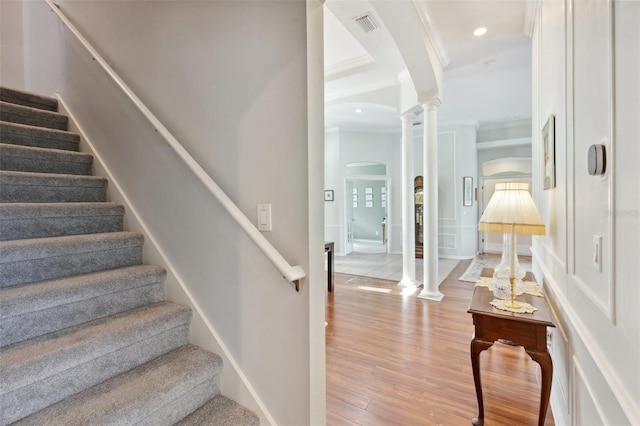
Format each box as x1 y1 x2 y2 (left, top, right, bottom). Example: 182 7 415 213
354 14 380 33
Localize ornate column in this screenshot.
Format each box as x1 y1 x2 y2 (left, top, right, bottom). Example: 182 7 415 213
419 101 444 301
399 113 417 287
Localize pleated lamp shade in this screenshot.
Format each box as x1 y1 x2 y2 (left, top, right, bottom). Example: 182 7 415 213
478 183 545 235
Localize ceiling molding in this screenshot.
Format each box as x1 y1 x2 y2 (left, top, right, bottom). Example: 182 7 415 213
476 137 532 150
412 0 450 68
324 54 375 81
325 76 400 102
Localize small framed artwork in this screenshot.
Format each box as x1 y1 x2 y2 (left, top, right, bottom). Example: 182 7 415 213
543 115 556 189
366 201 373 208
352 194 358 201
352 188 358 195
381 187 386 194
365 194 373 201
381 201 386 208
324 190 334 201
463 177 473 206
353 201 358 208
365 187 373 194
381 194 386 201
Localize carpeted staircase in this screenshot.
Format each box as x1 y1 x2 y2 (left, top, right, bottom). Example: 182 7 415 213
0 87 260 425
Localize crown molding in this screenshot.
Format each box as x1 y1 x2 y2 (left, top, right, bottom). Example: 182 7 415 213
325 76 400 102
412 0 450 68
324 54 375 81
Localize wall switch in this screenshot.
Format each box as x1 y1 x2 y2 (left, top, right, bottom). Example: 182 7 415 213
592 235 602 272
257 203 272 232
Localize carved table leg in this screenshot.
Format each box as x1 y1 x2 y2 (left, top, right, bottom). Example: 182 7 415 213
526 350 553 426
470 336 493 425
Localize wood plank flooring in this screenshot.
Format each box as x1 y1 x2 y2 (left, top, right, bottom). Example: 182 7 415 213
326 259 555 425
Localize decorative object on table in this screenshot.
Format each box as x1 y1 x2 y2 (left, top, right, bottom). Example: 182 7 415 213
324 190 334 201
478 182 545 308
475 276 544 298
459 256 532 282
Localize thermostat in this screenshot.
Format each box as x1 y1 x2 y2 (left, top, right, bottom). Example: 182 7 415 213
588 144 606 176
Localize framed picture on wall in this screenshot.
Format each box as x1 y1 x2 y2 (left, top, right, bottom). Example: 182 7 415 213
365 187 373 194
543 115 556 189
366 201 373 208
463 177 473 206
365 194 373 201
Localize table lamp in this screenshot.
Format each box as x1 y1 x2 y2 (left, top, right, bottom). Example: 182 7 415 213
478 182 545 308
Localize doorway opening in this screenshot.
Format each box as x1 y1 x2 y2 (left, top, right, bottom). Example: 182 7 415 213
344 162 389 256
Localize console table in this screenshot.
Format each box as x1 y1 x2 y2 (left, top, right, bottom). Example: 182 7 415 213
467 269 555 426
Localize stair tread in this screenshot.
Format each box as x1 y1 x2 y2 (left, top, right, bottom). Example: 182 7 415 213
0 202 123 218
0 170 106 186
0 101 68 131
0 143 93 163
0 121 80 151
0 231 143 263
0 87 58 111
176 395 260 426
13 345 222 426
0 264 165 320
0 302 192 395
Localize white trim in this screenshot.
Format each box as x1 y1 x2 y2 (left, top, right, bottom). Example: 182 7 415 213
324 54 375 80
325 76 400 102
476 137 532 150
412 0 450 68
573 357 608 425
57 95 276 425
532 245 640 425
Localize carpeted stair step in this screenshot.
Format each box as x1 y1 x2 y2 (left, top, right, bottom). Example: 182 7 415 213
0 265 166 346
0 121 80 151
12 345 223 426
0 231 143 287
0 87 58 112
0 101 68 130
0 202 124 241
0 143 93 175
176 394 260 426
0 302 193 424
0 171 107 203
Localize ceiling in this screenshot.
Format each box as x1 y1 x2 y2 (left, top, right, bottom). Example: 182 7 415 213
324 0 535 131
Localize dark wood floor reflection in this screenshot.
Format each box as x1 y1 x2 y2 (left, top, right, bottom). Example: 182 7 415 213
326 259 555 426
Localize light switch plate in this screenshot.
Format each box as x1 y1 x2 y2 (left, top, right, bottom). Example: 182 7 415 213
592 235 602 272
257 203 272 232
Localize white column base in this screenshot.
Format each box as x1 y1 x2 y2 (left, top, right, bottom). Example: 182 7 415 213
417 289 444 301
398 277 420 287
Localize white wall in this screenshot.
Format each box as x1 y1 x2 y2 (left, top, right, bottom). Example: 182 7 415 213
0 0 25 88
414 123 478 259
21 1 318 424
533 1 640 424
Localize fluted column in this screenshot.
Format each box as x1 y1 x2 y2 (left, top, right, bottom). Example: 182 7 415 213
419 101 444 301
399 113 417 287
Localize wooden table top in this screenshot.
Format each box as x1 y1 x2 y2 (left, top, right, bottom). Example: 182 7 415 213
467 268 555 327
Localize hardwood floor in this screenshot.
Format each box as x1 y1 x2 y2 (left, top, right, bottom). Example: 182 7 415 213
326 259 555 426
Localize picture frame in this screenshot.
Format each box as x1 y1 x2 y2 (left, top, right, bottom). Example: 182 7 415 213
324 190 334 201
365 194 373 201
543 115 556 189
365 187 373 194
365 201 373 208
352 194 358 202
463 177 473 206
352 188 358 195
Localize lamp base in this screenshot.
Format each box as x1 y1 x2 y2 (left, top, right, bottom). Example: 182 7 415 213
492 233 526 300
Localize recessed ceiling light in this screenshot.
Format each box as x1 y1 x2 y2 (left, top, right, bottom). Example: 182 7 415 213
473 27 488 37
355 108 363 113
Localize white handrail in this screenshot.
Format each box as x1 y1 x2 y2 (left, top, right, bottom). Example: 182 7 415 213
45 0 305 290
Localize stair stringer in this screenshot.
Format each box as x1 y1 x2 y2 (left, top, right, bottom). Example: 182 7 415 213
56 94 274 426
